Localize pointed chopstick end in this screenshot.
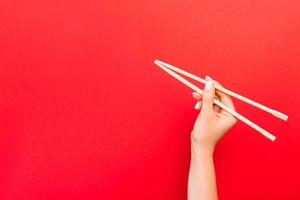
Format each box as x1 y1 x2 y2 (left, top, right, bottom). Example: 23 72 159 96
154 59 161 65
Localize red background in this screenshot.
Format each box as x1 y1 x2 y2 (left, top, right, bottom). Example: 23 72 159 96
1 0 300 199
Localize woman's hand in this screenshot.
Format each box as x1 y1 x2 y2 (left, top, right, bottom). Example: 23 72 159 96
187 76 237 200
191 76 237 151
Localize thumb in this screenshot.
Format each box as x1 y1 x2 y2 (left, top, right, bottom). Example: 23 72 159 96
201 77 215 115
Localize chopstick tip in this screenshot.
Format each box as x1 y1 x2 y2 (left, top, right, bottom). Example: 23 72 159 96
154 59 161 65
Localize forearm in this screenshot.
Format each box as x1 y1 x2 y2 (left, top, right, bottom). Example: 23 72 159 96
187 143 218 200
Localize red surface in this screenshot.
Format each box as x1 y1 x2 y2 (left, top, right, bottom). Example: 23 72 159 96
0 0 300 199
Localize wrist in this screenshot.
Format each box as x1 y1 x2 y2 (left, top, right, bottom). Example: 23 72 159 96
191 130 217 152
191 141 215 156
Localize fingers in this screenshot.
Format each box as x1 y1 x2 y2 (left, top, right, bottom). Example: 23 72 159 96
192 92 202 100
213 104 221 112
192 92 202 110
200 76 215 115
209 78 236 124
194 101 202 109
192 77 235 114
213 80 235 111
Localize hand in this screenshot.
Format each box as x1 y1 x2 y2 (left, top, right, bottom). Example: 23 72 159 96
191 76 237 151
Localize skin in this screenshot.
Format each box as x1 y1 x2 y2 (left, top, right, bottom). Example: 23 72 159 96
188 76 237 200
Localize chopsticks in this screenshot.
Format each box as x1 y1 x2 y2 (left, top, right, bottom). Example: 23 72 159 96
156 60 288 121
154 59 288 141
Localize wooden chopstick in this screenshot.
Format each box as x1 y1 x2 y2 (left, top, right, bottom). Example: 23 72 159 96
155 60 288 121
154 60 276 141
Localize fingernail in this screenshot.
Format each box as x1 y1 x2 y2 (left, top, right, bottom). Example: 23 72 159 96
205 75 212 81
205 81 213 92
194 101 201 110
